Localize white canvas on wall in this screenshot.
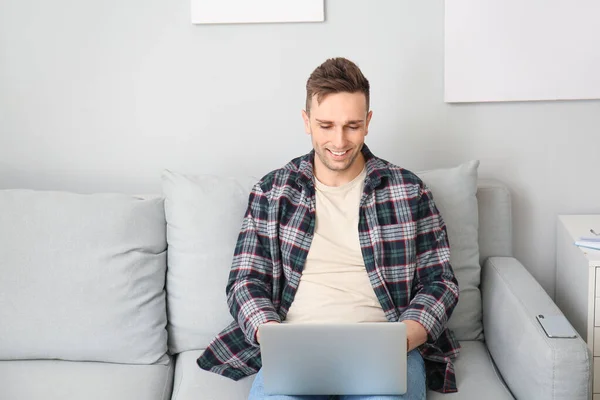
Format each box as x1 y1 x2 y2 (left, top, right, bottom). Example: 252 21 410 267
191 0 324 24
445 0 600 103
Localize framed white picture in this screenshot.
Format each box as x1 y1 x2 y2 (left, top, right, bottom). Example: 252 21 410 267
191 0 325 25
445 0 600 103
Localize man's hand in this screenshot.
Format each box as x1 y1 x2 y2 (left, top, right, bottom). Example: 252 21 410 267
256 321 279 344
403 320 428 352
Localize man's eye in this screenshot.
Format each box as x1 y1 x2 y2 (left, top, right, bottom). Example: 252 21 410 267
320 125 332 130
348 126 360 130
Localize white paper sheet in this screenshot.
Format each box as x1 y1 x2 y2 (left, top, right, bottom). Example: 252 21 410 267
445 0 600 103
191 0 324 24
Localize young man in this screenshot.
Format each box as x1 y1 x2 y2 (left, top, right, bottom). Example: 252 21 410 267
197 58 460 399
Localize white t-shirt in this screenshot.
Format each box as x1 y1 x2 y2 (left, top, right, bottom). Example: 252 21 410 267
285 167 388 324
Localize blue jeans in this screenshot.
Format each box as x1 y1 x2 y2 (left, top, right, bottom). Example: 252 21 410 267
248 349 426 400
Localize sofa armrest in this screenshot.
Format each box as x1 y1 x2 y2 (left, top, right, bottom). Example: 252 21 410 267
481 257 591 400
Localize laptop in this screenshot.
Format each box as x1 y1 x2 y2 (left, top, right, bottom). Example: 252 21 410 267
259 322 407 396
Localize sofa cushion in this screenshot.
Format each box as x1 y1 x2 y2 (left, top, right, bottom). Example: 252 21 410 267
170 342 512 400
0 358 174 400
428 341 513 399
417 160 482 341
162 170 257 354
0 190 168 364
172 350 255 400
476 180 513 264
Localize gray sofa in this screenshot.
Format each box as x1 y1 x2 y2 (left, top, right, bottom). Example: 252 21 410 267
0 165 591 400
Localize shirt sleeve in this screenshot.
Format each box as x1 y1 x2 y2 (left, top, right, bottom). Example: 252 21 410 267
225 182 281 347
399 182 459 342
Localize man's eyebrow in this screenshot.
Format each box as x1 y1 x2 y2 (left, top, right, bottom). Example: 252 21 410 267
315 119 364 125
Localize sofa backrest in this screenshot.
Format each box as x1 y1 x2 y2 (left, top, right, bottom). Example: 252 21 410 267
0 170 513 364
476 179 513 264
163 163 512 353
417 161 483 341
0 190 169 365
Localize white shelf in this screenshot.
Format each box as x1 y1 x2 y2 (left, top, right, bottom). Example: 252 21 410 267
556 215 600 396
558 215 600 267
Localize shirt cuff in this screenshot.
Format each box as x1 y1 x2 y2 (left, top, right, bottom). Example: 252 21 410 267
243 309 281 346
399 308 444 343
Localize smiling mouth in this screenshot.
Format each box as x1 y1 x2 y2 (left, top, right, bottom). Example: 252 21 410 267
327 149 348 156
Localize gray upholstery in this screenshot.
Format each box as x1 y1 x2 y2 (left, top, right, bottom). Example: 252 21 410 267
482 256 591 400
428 341 513 399
418 161 483 341
169 179 515 399
172 351 255 400
0 357 174 400
476 179 513 264
0 190 170 400
162 170 257 354
171 342 513 400
170 179 590 399
0 190 169 364
416 160 483 341
0 179 591 399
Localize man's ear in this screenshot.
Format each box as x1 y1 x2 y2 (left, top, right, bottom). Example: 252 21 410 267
301 110 311 135
365 110 373 136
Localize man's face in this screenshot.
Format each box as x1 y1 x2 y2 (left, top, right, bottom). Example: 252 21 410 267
302 92 372 176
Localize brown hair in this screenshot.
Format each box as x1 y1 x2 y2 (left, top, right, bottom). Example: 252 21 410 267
305 57 370 115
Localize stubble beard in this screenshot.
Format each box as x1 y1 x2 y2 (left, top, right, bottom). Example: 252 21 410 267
315 145 361 173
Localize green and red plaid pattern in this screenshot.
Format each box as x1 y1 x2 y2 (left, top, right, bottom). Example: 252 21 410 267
197 145 460 393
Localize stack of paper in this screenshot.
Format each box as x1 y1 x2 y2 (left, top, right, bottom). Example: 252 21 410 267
575 237 600 251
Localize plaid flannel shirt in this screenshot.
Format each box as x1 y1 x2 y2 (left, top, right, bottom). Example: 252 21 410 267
197 145 461 393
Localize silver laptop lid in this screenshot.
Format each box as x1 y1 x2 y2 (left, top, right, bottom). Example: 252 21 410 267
259 322 407 396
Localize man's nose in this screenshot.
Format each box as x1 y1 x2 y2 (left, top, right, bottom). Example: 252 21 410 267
331 128 346 149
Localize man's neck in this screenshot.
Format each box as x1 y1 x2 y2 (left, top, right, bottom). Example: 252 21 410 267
313 153 366 187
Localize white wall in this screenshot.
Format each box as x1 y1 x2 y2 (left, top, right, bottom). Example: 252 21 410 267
1 0 599 297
